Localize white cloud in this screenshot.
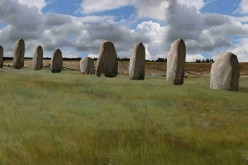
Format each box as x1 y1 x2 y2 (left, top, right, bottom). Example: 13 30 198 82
74 15 116 24
17 0 46 11
0 0 165 60
186 54 205 62
135 21 167 60
81 0 131 14
177 0 205 11
87 54 98 59
236 0 248 15
226 38 248 62
1 0 248 62
80 0 166 19
132 0 169 20
164 0 248 59
79 0 206 20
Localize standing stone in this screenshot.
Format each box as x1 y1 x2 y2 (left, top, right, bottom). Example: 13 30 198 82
51 49 63 73
96 41 118 77
166 39 186 85
32 45 43 70
80 57 95 74
0 46 3 68
210 52 240 91
13 39 25 69
129 43 146 80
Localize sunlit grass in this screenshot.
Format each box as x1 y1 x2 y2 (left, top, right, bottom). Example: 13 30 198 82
0 68 248 165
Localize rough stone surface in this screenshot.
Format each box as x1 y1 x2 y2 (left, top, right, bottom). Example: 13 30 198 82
0 46 3 68
96 41 118 77
129 43 146 80
210 52 240 91
13 39 25 69
32 45 43 70
166 39 186 85
80 57 95 74
51 49 63 73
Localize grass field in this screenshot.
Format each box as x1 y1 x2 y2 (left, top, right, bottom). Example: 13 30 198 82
0 68 248 165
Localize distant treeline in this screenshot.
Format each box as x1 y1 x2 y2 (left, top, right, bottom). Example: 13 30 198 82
3 57 214 63
117 57 168 62
3 57 168 62
3 57 82 61
195 59 214 63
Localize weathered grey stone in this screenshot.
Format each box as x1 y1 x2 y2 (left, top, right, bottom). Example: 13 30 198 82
32 45 43 70
0 46 3 68
129 43 146 80
51 49 63 73
80 57 95 74
210 52 240 91
166 39 186 85
13 39 25 69
96 41 118 77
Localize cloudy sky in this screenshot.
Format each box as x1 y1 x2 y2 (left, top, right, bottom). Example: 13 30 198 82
0 0 248 62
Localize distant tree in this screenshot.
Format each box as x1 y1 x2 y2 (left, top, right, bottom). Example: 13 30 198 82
3 57 13 60
195 59 200 63
195 58 215 63
155 58 166 62
117 57 130 61
63 57 81 61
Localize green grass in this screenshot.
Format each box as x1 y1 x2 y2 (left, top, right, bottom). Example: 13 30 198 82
0 68 248 165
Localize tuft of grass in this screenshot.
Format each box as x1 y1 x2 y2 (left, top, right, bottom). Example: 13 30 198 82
0 68 248 165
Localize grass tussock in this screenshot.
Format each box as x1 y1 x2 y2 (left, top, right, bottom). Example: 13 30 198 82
0 68 248 165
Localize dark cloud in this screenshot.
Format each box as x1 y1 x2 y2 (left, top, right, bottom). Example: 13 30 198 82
45 14 72 27
0 0 42 31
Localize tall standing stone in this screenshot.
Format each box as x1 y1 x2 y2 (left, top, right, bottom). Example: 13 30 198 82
210 52 240 91
166 39 186 85
129 43 146 80
0 46 3 68
51 49 63 73
32 45 43 70
80 57 95 75
96 41 118 77
13 39 25 69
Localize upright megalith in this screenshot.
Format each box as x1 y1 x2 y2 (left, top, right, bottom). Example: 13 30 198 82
96 41 118 77
0 46 3 68
13 39 25 69
80 57 95 74
32 45 43 70
51 49 63 73
210 52 240 91
166 39 186 85
129 43 146 80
